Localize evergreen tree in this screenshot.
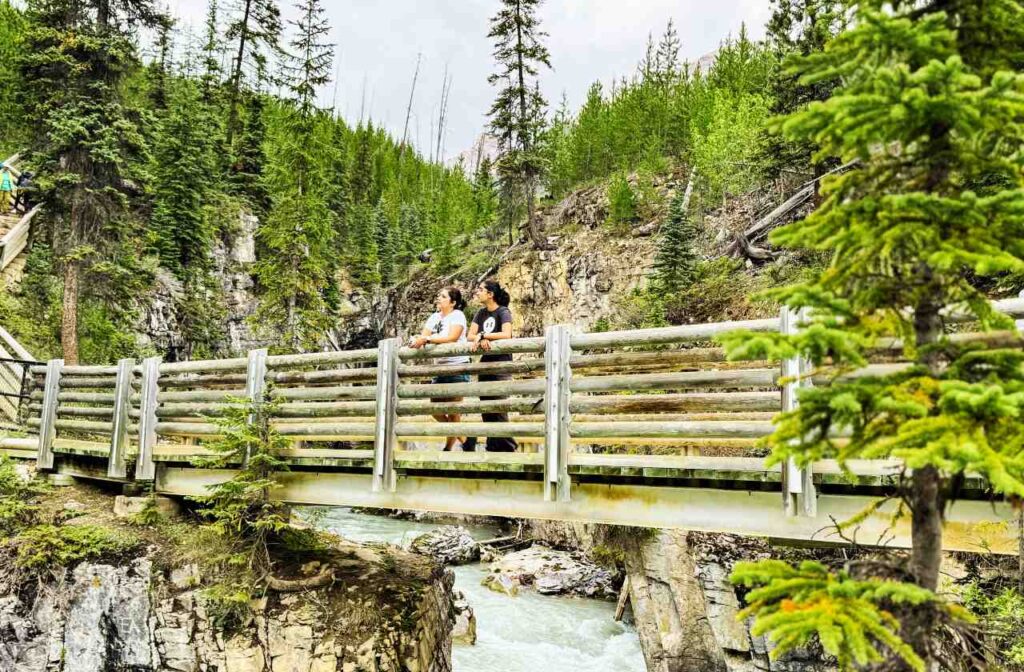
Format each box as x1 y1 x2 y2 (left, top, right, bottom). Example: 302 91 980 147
200 0 223 102
19 0 163 364
0 1 26 156
230 85 270 211
150 78 221 276
720 1 1024 667
653 174 698 293
471 155 498 234
375 205 396 286
224 0 281 148
397 202 422 263
487 0 551 249
349 202 379 286
254 0 335 351
148 15 174 110
761 0 845 177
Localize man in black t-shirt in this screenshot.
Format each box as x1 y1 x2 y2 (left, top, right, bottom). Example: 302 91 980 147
465 282 518 452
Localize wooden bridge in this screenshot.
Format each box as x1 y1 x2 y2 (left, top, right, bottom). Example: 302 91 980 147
1 303 1021 555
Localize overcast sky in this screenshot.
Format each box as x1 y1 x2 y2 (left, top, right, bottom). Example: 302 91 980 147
163 0 772 159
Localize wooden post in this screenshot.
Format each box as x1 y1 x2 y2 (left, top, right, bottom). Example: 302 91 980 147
106 358 134 478
36 358 62 470
373 338 399 492
243 348 268 466
780 307 816 517
544 325 571 502
134 356 161 480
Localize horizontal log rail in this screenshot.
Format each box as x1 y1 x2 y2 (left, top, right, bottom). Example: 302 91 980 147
8 300 1023 553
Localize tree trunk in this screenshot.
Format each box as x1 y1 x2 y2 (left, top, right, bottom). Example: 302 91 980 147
61 260 80 365
906 287 945 665
525 175 545 248
910 465 943 591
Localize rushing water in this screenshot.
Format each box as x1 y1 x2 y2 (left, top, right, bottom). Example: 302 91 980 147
314 507 647 672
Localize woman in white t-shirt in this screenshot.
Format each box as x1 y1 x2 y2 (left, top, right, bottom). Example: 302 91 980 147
409 287 470 450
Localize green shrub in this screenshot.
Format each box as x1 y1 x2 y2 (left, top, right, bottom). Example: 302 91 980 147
610 288 668 331
0 455 45 534
664 258 761 324
606 172 637 228
963 583 1024 667
203 580 260 631
15 524 138 570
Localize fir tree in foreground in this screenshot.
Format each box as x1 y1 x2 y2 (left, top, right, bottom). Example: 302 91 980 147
652 173 698 294
487 0 551 249
720 1 1024 669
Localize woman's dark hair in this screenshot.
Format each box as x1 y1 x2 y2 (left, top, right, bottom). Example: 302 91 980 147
481 279 510 307
443 286 466 311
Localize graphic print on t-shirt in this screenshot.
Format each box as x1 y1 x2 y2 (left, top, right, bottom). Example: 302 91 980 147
482 316 496 334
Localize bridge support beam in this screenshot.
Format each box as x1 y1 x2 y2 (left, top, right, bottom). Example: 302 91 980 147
107 358 134 478
544 325 571 501
373 338 399 492
780 307 815 517
134 356 161 480
35 358 62 470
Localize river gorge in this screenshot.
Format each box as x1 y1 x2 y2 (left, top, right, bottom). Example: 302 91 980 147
316 508 646 672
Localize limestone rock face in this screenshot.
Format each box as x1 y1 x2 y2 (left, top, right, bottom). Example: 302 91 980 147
624 530 835 672
482 545 617 599
0 553 458 672
410 526 481 566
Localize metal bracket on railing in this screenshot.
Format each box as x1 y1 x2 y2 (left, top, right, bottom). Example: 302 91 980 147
36 358 63 470
373 338 399 492
544 325 572 502
780 307 816 517
107 358 134 478
134 356 161 480
243 348 268 467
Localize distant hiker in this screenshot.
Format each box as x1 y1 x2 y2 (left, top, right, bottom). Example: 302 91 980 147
12 171 32 212
409 286 470 451
464 280 518 453
0 166 13 212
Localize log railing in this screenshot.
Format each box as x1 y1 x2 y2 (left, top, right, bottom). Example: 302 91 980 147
0 153 36 273
9 297 1024 519
0 325 36 427
0 204 40 272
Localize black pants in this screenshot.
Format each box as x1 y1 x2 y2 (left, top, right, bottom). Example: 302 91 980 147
477 372 518 452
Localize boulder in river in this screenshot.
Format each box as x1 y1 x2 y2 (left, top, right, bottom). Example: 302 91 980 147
452 590 477 645
482 545 617 599
410 525 481 565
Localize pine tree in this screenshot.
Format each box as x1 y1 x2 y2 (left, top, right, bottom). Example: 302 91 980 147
471 155 498 234
0 1 26 156
720 1 1024 667
254 0 335 351
653 173 698 293
19 0 163 364
487 0 551 249
200 0 223 102
148 15 174 111
375 206 397 286
349 202 379 286
761 0 845 177
224 0 281 148
150 78 221 276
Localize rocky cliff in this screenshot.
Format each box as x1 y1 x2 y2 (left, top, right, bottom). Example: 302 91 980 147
0 483 458 672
